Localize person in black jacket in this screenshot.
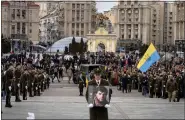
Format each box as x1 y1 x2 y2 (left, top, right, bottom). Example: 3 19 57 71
121 72 128 93
85 69 112 120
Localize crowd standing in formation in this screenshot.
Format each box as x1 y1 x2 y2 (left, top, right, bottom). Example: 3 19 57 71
1 51 184 112
78 52 185 103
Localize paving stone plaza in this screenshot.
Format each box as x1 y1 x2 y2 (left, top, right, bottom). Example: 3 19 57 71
2 77 184 119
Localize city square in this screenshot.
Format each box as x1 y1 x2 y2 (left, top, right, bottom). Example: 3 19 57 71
2 77 184 119
1 1 185 120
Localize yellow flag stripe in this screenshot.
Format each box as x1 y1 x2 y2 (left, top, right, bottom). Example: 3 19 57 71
86 76 88 88
137 43 157 69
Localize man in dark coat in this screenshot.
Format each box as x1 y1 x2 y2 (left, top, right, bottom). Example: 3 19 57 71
121 72 128 93
78 76 84 96
85 69 112 120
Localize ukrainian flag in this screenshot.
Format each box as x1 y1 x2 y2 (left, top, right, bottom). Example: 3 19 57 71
86 73 90 88
86 76 88 88
137 43 160 72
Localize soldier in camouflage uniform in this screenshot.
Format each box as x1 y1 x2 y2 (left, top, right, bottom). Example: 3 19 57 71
44 71 50 89
78 76 84 96
5 66 15 107
175 72 182 102
34 73 39 96
138 72 143 92
131 70 138 89
149 74 155 98
28 69 35 97
161 72 168 99
166 74 177 102
38 71 45 92
155 74 162 98
127 72 132 93
20 69 29 100
37 71 42 96
14 63 22 102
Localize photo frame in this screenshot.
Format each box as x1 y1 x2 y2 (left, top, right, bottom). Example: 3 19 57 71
88 85 110 107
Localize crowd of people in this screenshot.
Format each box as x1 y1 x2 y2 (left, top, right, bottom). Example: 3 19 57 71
1 51 184 113
91 52 185 102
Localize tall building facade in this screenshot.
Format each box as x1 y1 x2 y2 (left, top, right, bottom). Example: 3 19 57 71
115 1 151 49
1 1 40 44
149 2 174 48
173 2 185 52
173 2 185 42
114 1 181 50
39 1 97 43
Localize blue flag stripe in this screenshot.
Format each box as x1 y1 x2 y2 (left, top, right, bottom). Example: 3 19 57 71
139 51 160 72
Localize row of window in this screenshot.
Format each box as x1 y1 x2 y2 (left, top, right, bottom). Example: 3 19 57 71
121 34 138 39
11 23 32 34
121 18 139 22
72 4 85 9
72 31 84 36
11 9 32 19
72 23 84 28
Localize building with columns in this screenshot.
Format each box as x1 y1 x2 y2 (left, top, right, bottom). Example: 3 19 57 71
173 2 185 42
114 1 151 49
113 1 181 51
39 1 97 43
1 1 40 45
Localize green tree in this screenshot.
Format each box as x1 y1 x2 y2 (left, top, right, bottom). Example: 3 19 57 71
84 42 88 52
80 37 84 53
69 43 72 53
1 37 11 53
64 46 68 54
71 37 76 54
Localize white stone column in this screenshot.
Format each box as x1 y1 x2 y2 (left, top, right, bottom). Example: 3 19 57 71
178 22 180 39
75 5 77 36
107 38 111 52
138 8 141 40
79 4 81 36
88 3 91 34
20 22 22 34
93 39 96 52
118 9 120 38
124 25 127 39
64 4 68 37
131 24 134 39
112 40 114 52
183 22 185 39
124 9 127 39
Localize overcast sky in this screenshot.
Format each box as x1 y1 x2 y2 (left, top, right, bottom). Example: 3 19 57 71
96 0 117 13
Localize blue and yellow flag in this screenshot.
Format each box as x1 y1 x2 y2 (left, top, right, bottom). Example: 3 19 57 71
86 73 90 88
137 43 160 72
86 76 88 88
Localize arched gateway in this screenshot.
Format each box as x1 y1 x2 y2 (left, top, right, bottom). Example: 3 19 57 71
86 27 117 53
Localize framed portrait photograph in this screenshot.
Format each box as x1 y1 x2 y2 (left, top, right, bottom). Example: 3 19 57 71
88 85 110 107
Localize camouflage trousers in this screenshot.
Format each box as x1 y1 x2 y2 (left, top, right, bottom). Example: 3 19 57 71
168 91 176 102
